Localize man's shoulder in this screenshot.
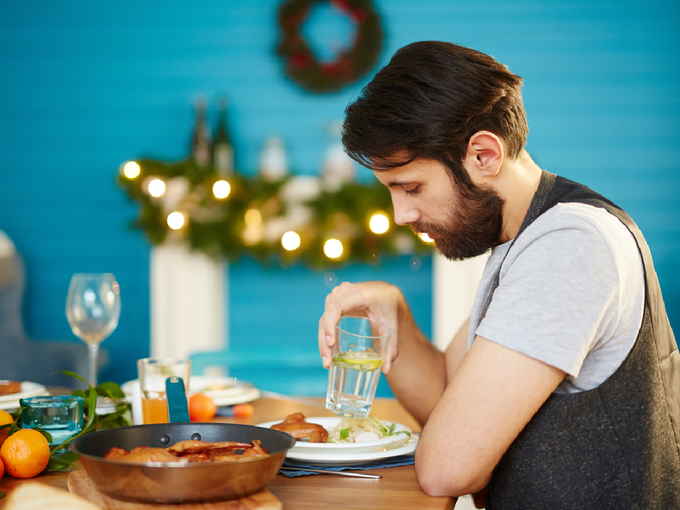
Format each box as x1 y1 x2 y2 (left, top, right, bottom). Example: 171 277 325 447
523 202 634 249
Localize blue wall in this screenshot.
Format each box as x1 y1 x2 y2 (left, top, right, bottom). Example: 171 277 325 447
1 0 678 388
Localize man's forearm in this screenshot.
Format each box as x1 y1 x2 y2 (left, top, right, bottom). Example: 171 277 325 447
385 300 447 426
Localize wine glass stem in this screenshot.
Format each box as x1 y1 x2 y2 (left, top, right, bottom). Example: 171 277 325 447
88 343 99 387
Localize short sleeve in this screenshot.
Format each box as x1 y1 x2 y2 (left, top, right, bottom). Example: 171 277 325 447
475 205 625 378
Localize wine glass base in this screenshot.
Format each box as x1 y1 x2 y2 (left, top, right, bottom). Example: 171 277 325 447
94 396 117 415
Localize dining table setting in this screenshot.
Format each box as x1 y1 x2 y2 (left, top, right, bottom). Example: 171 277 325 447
0 298 456 510
0 394 454 510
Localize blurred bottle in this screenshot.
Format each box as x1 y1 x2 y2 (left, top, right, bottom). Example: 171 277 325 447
190 96 212 168
260 136 288 181
213 96 234 176
322 120 355 191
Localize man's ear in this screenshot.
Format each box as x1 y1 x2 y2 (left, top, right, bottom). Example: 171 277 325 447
464 131 504 180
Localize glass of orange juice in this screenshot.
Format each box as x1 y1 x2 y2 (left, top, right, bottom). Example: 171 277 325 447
137 358 191 424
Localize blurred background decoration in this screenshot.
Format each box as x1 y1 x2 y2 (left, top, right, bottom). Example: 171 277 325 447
116 97 431 267
0 0 678 392
276 0 383 93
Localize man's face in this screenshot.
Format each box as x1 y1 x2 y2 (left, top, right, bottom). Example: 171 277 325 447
374 158 505 260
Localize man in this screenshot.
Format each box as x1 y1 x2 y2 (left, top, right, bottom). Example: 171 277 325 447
317 41 680 509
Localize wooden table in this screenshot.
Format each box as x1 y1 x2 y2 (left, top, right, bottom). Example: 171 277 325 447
0 395 455 510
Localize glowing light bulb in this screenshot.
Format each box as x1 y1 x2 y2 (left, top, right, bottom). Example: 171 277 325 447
324 239 343 259
244 209 262 226
281 231 301 251
242 225 262 245
419 232 434 243
369 213 389 234
167 212 185 230
213 180 231 199
122 161 141 179
148 178 166 197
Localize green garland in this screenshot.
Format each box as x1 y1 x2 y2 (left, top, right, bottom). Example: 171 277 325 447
117 159 433 268
276 0 383 93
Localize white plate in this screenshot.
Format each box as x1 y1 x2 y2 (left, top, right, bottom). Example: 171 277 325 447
122 376 260 407
283 436 418 467
256 417 413 455
0 382 50 410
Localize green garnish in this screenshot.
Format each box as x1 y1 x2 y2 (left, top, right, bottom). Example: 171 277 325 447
4 370 131 472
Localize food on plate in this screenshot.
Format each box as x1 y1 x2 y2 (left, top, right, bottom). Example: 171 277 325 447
198 380 236 392
270 412 329 443
0 380 21 396
103 439 269 464
0 428 51 478
327 416 411 443
188 393 217 422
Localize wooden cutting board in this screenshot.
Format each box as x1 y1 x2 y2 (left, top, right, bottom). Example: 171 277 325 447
67 471 282 510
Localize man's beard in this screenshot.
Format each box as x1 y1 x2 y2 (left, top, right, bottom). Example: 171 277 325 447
411 182 505 261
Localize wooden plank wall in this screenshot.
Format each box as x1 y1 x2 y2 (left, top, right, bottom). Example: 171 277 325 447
0 0 677 386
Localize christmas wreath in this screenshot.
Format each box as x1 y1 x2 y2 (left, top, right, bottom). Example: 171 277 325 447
276 0 383 93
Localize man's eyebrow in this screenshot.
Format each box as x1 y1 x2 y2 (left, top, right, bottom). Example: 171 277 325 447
386 180 414 188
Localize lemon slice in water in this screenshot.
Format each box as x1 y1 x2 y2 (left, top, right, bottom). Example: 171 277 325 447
333 352 384 371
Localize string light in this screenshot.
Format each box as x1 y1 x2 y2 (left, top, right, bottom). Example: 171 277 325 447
167 212 185 230
122 161 141 179
148 178 166 197
244 209 262 226
118 158 435 265
419 233 434 243
213 180 231 199
324 239 343 259
242 225 262 245
281 231 301 251
369 213 389 234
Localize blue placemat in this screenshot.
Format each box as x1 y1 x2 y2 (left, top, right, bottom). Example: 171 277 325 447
278 454 415 477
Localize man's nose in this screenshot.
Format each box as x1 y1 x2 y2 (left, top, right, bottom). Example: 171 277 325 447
392 199 420 226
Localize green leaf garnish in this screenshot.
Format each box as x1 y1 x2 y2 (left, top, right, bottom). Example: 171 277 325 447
47 451 79 471
5 371 133 470
33 427 54 445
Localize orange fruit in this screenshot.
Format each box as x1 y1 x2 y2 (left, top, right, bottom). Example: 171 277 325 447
188 393 217 422
0 456 4 478
0 428 50 478
0 409 13 447
232 403 254 418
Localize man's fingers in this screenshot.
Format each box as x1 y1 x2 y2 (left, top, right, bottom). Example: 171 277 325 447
318 319 333 368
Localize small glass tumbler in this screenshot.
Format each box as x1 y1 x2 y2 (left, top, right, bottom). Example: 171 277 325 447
20 395 84 446
137 357 191 424
326 316 392 417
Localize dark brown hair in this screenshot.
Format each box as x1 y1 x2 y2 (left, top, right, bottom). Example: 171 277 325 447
342 41 528 189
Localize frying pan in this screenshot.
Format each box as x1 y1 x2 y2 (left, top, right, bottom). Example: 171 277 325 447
70 378 294 504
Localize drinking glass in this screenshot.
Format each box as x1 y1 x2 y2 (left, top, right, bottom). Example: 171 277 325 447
137 358 191 424
20 395 84 446
326 316 392 417
66 273 121 386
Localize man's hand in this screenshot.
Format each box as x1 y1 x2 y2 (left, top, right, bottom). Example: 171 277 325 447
319 280 450 425
318 281 403 374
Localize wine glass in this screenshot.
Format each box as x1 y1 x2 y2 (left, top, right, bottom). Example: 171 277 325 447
66 273 121 387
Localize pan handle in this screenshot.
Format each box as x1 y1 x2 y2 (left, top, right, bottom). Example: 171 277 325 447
165 377 191 423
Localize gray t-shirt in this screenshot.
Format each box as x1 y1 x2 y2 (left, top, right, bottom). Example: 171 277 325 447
468 202 645 394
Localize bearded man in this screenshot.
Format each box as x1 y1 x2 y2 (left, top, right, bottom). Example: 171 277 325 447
318 41 680 509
